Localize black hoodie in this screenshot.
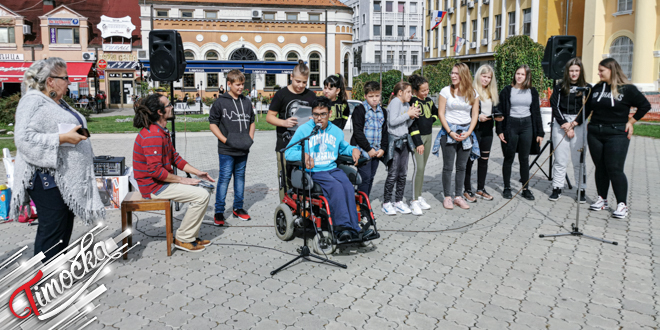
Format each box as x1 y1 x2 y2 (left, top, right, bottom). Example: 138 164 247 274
576 82 651 125
209 92 255 156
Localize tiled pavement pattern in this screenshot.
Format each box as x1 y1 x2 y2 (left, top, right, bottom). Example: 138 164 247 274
0 128 658 329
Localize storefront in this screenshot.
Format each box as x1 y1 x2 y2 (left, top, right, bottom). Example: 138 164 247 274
0 61 93 97
107 71 134 107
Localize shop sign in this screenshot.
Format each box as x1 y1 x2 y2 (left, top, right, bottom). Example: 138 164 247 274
49 28 56 43
101 53 137 62
122 73 134 78
102 44 131 52
0 54 23 61
0 18 13 25
108 73 121 78
97 16 135 39
48 18 79 26
107 61 137 70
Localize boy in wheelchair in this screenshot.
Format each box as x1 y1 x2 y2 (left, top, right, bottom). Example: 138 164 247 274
284 97 375 243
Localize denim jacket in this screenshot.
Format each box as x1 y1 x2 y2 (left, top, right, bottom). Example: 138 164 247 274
432 123 481 161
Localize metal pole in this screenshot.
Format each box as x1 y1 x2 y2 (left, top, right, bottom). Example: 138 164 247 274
564 0 569 35
421 3 424 77
94 47 99 95
380 6 383 90
401 4 404 81
325 10 328 78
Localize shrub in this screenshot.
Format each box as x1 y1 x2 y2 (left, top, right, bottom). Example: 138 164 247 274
202 96 215 106
63 95 92 120
494 35 552 95
0 93 20 125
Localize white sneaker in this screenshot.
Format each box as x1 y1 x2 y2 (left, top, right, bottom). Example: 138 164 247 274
589 196 608 211
394 201 412 214
612 203 628 219
381 202 396 216
410 201 423 216
417 196 431 210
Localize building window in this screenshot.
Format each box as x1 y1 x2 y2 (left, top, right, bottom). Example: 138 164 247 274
184 51 195 60
362 14 366 24
207 73 218 87
409 26 417 39
399 53 406 65
386 25 393 36
523 9 531 36
183 73 195 88
411 51 418 65
375 50 381 63
410 2 418 13
265 51 277 88
309 53 321 87
445 0 449 9
610 36 633 80
53 28 79 44
397 25 405 37
442 26 447 45
387 50 394 63
386 1 393 12
156 10 168 17
617 0 633 12
205 11 217 19
181 10 193 18
287 13 298 21
374 25 381 36
451 24 456 45
309 13 320 21
0 27 15 44
433 29 438 48
508 12 516 36
428 29 432 48
482 17 489 41
494 14 501 40
398 2 405 12
206 51 218 60
472 19 477 42
374 1 381 11
461 22 466 39
287 52 299 62
263 12 276 20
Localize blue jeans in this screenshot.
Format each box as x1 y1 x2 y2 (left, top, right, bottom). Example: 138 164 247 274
215 154 248 214
311 168 361 233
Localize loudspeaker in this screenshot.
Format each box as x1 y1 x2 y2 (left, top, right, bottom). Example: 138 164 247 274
149 30 186 82
542 36 577 80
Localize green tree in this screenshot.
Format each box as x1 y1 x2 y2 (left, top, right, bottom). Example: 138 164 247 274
494 35 552 95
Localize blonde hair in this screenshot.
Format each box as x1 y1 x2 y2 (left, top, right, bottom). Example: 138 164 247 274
450 63 476 103
599 58 629 99
21 57 67 93
473 64 499 106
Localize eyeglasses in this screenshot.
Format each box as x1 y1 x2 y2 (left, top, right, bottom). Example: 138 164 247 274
50 76 69 81
312 112 328 119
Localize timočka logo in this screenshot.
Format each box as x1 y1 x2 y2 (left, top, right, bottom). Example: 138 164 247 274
0 223 135 329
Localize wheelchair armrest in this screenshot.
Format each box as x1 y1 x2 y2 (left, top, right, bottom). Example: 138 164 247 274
288 160 303 167
337 154 371 167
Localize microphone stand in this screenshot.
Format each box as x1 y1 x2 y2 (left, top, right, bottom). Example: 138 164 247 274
271 125 347 276
539 88 617 245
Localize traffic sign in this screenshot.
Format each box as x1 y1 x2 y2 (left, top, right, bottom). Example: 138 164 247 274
97 59 107 69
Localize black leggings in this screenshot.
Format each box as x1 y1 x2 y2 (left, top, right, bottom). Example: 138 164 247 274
502 116 533 188
465 120 494 191
587 123 630 204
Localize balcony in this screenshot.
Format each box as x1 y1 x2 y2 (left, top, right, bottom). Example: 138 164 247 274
361 62 421 75
372 13 422 25
373 36 422 42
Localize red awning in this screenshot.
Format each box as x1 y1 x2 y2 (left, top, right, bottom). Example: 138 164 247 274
67 62 93 83
0 62 32 83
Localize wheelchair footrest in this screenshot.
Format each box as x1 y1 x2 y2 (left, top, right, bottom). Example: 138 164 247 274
335 231 380 245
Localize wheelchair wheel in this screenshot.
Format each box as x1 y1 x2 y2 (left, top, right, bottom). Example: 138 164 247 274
274 204 295 241
308 231 336 255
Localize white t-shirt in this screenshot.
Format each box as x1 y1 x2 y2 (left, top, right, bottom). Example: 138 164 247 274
480 99 493 116
440 86 477 125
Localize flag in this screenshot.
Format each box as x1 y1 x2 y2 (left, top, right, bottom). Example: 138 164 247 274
431 11 447 30
454 36 466 53
409 32 416 40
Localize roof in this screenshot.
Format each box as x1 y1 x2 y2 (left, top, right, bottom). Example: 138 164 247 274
146 0 349 9
0 0 141 47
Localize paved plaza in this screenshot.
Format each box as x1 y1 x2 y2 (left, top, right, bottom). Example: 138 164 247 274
0 128 658 329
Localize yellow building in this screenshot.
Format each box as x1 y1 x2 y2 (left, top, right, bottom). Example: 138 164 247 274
423 0 584 71
582 0 659 91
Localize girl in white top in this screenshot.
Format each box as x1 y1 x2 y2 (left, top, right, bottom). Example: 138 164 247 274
437 63 479 210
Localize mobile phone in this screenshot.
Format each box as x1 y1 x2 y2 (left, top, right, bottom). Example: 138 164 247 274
77 127 91 138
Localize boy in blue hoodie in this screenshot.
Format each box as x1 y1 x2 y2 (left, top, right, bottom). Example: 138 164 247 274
285 97 365 241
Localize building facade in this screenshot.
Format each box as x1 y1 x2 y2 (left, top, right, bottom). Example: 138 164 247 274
140 0 354 97
345 0 424 75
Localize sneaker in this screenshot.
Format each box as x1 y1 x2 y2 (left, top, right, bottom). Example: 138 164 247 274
443 197 454 210
417 196 432 210
410 201 423 216
612 202 628 218
174 239 205 252
196 238 212 246
549 188 562 201
502 187 513 199
476 190 494 201
578 190 586 204
463 191 477 203
521 189 535 201
382 202 397 216
453 197 470 209
394 201 412 214
233 209 251 221
589 196 608 211
213 213 225 226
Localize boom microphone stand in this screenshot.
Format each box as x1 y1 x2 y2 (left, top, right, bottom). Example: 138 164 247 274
539 87 617 245
271 127 347 275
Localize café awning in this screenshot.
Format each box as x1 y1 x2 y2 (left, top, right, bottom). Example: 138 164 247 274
67 62 94 82
140 60 298 74
0 61 93 83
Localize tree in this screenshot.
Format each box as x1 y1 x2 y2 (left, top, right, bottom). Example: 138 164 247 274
413 57 460 95
494 35 552 95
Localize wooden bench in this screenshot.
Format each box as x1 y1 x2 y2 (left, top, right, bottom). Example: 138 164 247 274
121 191 173 259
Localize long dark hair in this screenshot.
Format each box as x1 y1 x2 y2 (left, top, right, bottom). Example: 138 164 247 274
408 74 428 94
389 81 411 104
561 58 587 96
133 94 165 129
323 74 347 102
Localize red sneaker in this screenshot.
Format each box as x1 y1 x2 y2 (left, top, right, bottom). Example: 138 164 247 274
213 213 225 226
233 209 251 221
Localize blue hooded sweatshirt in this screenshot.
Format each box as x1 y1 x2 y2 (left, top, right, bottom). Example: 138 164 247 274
285 120 356 173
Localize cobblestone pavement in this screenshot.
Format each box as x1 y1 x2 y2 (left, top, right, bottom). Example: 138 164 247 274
0 128 658 329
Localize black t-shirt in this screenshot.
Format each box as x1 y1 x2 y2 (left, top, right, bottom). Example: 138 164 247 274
269 87 317 151
329 99 350 129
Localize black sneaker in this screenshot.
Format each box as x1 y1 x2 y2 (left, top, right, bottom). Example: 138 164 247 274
360 229 375 240
338 230 358 242
549 188 562 201
233 209 251 221
522 189 535 201
213 213 225 226
578 190 586 204
502 187 513 199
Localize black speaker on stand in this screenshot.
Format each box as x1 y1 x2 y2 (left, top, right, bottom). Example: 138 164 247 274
542 36 577 80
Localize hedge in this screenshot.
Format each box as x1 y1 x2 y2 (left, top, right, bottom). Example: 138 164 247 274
494 35 552 97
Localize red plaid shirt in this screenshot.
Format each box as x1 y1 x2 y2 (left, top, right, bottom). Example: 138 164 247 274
133 123 188 198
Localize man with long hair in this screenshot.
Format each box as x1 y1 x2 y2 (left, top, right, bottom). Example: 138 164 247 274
133 94 216 252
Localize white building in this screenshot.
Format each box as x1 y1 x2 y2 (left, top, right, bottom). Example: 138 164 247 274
344 0 424 75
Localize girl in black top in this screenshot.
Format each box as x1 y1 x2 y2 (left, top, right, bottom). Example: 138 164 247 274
323 74 350 129
580 58 651 219
496 65 544 200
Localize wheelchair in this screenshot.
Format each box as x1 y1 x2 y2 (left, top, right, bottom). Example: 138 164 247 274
274 153 380 254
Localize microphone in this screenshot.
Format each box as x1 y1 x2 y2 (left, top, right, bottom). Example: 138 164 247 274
311 123 322 135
